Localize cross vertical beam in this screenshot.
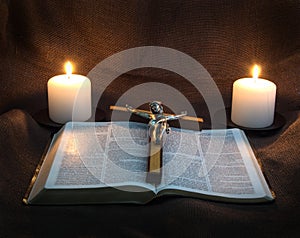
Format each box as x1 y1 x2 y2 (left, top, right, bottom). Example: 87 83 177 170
146 141 163 185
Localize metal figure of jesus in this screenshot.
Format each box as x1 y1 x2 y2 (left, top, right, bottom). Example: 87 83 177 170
126 101 187 184
126 101 187 145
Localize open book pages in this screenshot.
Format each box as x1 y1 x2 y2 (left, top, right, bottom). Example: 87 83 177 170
25 121 274 204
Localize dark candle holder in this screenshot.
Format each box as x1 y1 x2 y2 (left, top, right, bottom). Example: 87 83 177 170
33 108 106 129
214 107 286 136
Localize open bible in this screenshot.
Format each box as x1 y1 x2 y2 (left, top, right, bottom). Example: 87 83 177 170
24 121 274 205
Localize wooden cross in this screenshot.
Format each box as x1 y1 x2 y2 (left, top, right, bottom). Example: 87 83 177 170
110 102 203 185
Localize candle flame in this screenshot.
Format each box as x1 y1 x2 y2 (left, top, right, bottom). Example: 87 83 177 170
252 64 261 79
65 61 73 77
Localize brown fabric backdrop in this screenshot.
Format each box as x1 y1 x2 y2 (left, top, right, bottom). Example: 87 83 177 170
0 0 299 115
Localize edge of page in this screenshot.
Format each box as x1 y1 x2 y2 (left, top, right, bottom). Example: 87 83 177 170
237 129 275 200
22 135 54 205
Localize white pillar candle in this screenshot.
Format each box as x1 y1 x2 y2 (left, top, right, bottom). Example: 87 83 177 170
48 61 91 124
231 65 276 128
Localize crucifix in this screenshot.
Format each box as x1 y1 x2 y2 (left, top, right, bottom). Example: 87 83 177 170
110 101 203 185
